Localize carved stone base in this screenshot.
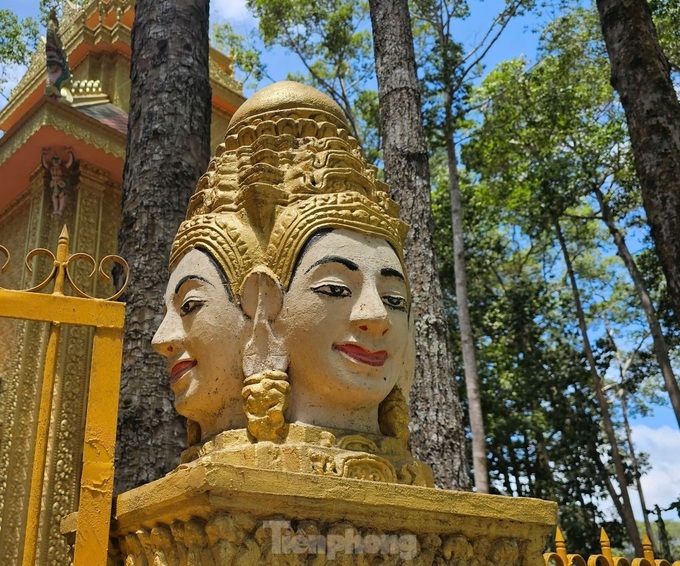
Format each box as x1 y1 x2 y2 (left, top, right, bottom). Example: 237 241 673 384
180 424 434 487
111 460 556 565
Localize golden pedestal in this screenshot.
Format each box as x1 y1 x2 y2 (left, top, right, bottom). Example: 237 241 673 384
112 453 556 565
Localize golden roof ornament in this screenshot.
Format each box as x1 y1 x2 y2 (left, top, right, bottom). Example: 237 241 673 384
45 8 73 103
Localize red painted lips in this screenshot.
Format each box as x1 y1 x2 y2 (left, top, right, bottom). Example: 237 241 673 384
335 343 388 367
169 359 196 385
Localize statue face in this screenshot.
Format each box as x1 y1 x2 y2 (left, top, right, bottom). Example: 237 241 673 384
278 229 410 433
152 249 248 439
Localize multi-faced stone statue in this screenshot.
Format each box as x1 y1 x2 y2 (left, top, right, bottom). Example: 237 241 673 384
151 209 262 443
153 81 430 485
152 248 249 440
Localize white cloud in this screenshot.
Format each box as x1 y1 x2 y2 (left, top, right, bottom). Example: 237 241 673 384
211 0 255 24
629 424 680 520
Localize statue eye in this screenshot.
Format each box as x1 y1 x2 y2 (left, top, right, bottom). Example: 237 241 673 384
180 299 204 316
383 295 407 311
311 284 352 298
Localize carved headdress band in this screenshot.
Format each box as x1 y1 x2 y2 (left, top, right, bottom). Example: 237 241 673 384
170 81 408 293
169 212 259 298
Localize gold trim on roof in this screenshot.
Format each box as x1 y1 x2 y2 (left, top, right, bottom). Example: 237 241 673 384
0 101 125 168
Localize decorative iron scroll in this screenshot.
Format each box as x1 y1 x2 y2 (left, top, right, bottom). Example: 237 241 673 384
0 224 128 566
0 225 129 300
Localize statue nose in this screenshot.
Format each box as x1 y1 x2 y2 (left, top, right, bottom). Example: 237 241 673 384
151 312 183 356
359 323 389 336
351 290 391 336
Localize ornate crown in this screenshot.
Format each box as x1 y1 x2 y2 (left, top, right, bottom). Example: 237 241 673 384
170 81 408 294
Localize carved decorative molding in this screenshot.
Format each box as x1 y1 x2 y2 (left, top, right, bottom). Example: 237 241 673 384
0 171 124 564
108 463 556 566
208 58 242 94
117 512 525 565
0 102 125 168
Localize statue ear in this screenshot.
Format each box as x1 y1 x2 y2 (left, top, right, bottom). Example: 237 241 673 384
241 268 282 321
241 269 287 376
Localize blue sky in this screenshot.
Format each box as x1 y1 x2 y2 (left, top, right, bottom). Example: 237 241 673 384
3 0 679 519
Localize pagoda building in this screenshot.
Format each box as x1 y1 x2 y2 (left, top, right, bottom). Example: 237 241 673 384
0 1 244 563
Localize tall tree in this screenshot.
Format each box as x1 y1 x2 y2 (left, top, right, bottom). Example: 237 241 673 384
595 186 680 427
410 0 530 493
114 0 212 492
368 0 469 489
432 174 631 555
554 219 643 556
464 6 680 427
606 329 657 552
596 0 680 328
460 8 672 550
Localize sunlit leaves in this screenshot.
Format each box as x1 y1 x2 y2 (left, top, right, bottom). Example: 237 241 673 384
213 22 266 88
648 0 680 72
0 10 39 99
243 0 379 157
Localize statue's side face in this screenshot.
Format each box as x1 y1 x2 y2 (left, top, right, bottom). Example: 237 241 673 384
278 229 410 432
152 249 248 438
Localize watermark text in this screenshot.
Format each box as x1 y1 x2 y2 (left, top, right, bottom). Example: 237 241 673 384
263 520 418 560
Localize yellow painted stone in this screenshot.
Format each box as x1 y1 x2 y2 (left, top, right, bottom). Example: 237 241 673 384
113 461 557 565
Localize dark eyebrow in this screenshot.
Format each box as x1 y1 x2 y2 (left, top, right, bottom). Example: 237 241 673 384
174 274 213 295
381 267 405 281
305 255 359 273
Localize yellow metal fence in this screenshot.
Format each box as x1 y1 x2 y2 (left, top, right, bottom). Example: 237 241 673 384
0 226 128 566
545 527 680 566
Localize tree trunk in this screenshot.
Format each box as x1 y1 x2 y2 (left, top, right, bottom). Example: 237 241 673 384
446 131 489 492
594 186 680 427
554 218 643 555
585 430 628 527
596 0 680 328
368 0 470 490
620 390 657 553
115 0 212 492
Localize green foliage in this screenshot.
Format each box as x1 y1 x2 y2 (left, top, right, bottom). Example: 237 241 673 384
432 172 626 554
242 0 380 158
212 22 266 89
411 0 536 145
0 10 39 99
437 5 679 550
647 512 680 561
411 0 469 134
648 0 680 72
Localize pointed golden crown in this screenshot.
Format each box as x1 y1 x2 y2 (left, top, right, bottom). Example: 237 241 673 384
170 81 409 293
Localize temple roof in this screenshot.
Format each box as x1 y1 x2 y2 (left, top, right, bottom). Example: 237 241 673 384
76 102 128 134
0 0 244 213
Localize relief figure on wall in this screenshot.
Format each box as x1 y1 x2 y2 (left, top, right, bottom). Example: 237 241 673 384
42 147 77 217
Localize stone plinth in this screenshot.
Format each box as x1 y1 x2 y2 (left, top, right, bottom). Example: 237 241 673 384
112 455 556 565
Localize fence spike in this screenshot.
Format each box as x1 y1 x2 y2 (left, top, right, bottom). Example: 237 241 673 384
642 534 654 561
556 527 568 563
600 527 613 563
